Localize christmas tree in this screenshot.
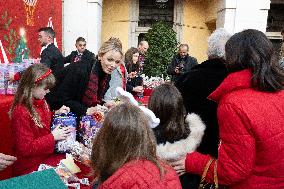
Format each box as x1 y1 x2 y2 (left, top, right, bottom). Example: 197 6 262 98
13 35 30 63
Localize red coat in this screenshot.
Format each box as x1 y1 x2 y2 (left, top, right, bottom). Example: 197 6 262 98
98 159 182 189
11 99 61 176
185 69 284 189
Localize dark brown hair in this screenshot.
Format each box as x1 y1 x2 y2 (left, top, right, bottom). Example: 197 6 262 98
38 27 55 38
148 83 189 143
76 37 86 43
225 29 284 91
10 64 55 128
124 47 139 70
91 103 163 182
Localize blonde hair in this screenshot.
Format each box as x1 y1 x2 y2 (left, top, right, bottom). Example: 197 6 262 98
98 37 123 58
10 64 55 128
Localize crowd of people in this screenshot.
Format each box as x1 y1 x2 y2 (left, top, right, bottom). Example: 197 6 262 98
0 26 284 189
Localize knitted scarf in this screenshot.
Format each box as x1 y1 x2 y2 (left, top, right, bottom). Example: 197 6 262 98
82 61 110 107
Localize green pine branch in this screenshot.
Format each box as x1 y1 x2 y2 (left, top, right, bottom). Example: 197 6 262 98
144 22 178 77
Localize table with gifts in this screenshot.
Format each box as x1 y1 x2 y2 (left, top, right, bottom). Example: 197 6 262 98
0 95 14 180
0 66 164 187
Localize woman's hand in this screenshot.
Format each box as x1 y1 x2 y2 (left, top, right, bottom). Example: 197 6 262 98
54 105 70 114
52 125 71 141
0 153 17 171
169 155 186 176
128 71 137 79
132 86 144 93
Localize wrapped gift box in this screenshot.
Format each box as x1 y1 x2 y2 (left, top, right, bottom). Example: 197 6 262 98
78 112 104 147
143 88 153 96
51 113 77 153
0 61 36 94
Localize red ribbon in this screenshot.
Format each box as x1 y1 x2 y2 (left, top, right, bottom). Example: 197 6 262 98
35 69 52 83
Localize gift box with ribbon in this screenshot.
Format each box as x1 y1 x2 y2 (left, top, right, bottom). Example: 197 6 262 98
78 112 104 147
51 113 77 153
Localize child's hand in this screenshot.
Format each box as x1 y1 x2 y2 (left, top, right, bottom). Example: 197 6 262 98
54 105 70 114
104 100 116 109
52 126 71 141
8 73 15 84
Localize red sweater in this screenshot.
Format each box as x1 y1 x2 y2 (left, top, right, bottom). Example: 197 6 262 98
11 99 60 176
98 159 182 189
185 69 284 189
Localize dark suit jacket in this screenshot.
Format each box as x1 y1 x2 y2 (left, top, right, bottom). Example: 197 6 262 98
64 49 95 64
167 54 198 83
40 43 64 76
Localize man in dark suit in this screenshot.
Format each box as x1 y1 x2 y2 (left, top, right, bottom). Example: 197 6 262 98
38 27 64 76
64 37 95 64
9 27 64 82
38 27 64 110
167 44 198 84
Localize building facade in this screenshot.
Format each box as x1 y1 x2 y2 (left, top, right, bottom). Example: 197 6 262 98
63 0 283 63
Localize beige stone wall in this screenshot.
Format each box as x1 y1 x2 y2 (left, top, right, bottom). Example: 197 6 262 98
101 0 130 53
206 0 218 25
101 0 218 62
182 0 218 63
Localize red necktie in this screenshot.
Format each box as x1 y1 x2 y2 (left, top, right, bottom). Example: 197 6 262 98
74 54 82 63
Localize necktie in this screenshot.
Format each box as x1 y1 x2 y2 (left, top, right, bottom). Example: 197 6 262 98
74 53 82 63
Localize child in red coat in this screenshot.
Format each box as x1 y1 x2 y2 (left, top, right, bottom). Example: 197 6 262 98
10 64 71 176
91 103 182 189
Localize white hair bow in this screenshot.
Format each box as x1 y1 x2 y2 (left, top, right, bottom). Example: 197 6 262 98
116 87 160 128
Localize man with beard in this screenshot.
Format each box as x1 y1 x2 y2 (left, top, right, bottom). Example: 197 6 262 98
38 27 64 76
167 44 198 84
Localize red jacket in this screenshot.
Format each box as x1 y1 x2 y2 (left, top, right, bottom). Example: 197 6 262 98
98 159 182 189
185 69 284 189
11 99 59 176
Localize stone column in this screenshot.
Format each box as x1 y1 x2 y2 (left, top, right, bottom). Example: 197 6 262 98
173 0 183 43
217 0 270 34
63 0 102 56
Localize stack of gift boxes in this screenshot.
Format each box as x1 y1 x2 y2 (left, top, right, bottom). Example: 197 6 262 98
0 59 40 95
48 110 106 187
51 109 106 164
